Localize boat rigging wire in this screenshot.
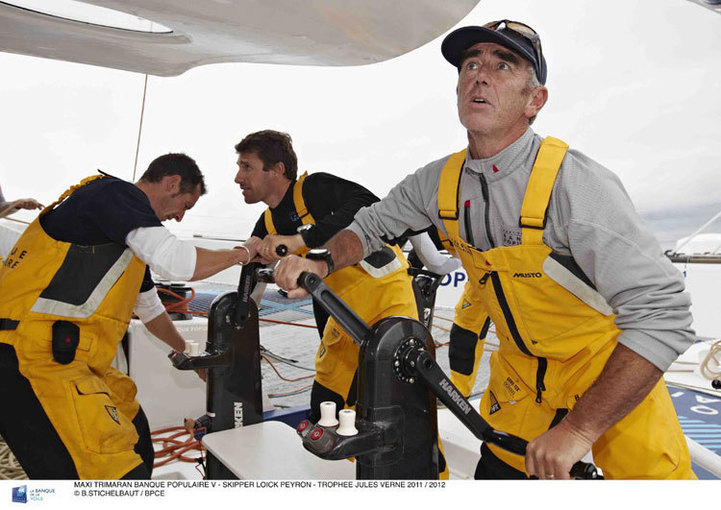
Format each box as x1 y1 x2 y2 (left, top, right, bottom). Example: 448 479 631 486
672 210 721 256
131 23 154 182
261 346 315 371
1 217 30 225
267 383 314 398
259 317 317 328
157 285 320 329
261 353 315 383
131 73 149 182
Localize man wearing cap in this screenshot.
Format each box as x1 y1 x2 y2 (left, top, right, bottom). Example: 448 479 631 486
274 20 695 479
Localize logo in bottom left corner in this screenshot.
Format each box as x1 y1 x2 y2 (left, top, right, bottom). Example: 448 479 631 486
12 485 27 504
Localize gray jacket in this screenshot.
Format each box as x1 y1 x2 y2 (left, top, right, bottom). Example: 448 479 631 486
348 128 694 370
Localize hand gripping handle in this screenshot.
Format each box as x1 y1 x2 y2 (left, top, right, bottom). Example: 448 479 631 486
407 348 601 479
255 268 372 345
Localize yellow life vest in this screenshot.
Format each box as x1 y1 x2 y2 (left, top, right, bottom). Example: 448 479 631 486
263 172 409 300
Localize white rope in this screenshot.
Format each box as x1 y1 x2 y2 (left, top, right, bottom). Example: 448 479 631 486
700 339 721 381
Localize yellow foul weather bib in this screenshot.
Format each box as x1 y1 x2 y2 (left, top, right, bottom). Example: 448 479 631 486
0 175 148 479
263 172 419 398
437 138 693 479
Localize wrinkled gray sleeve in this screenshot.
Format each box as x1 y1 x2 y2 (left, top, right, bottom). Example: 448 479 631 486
348 158 446 257
546 150 694 370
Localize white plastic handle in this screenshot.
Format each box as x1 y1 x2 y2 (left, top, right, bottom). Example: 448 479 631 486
318 401 339 427
337 409 358 436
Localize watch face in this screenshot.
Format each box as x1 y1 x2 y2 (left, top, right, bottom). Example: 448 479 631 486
305 248 333 275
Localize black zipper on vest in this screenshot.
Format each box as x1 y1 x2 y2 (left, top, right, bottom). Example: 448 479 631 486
479 174 496 248
463 200 475 246
490 272 531 356
489 271 547 403
535 357 548 404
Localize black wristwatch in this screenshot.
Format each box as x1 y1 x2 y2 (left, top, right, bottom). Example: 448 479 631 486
296 223 313 245
305 248 334 277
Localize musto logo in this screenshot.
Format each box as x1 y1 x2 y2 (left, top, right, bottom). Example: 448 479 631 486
512 272 542 278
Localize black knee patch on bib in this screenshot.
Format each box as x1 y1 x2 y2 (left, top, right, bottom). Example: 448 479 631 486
132 406 154 476
449 324 478 375
121 462 151 480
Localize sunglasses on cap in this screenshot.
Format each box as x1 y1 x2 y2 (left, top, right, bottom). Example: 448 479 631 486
483 19 544 78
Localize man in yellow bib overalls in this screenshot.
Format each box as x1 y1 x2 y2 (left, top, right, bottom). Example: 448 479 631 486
0 154 252 479
274 21 696 479
233 130 449 477
232 131 418 418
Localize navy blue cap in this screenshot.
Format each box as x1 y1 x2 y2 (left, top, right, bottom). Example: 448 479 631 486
441 24 547 85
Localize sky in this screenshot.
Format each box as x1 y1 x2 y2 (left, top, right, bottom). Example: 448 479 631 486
1 0 720 249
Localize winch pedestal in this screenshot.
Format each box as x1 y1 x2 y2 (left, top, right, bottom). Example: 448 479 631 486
169 263 265 479
294 272 599 480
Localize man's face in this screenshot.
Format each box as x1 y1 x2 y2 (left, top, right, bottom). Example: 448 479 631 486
457 42 540 139
235 151 272 204
155 180 201 222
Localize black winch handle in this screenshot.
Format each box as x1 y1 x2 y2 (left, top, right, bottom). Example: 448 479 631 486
406 267 443 279
255 268 372 346
256 268 276 284
276 245 288 256
168 349 232 370
568 462 601 480
407 348 601 480
235 261 263 327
